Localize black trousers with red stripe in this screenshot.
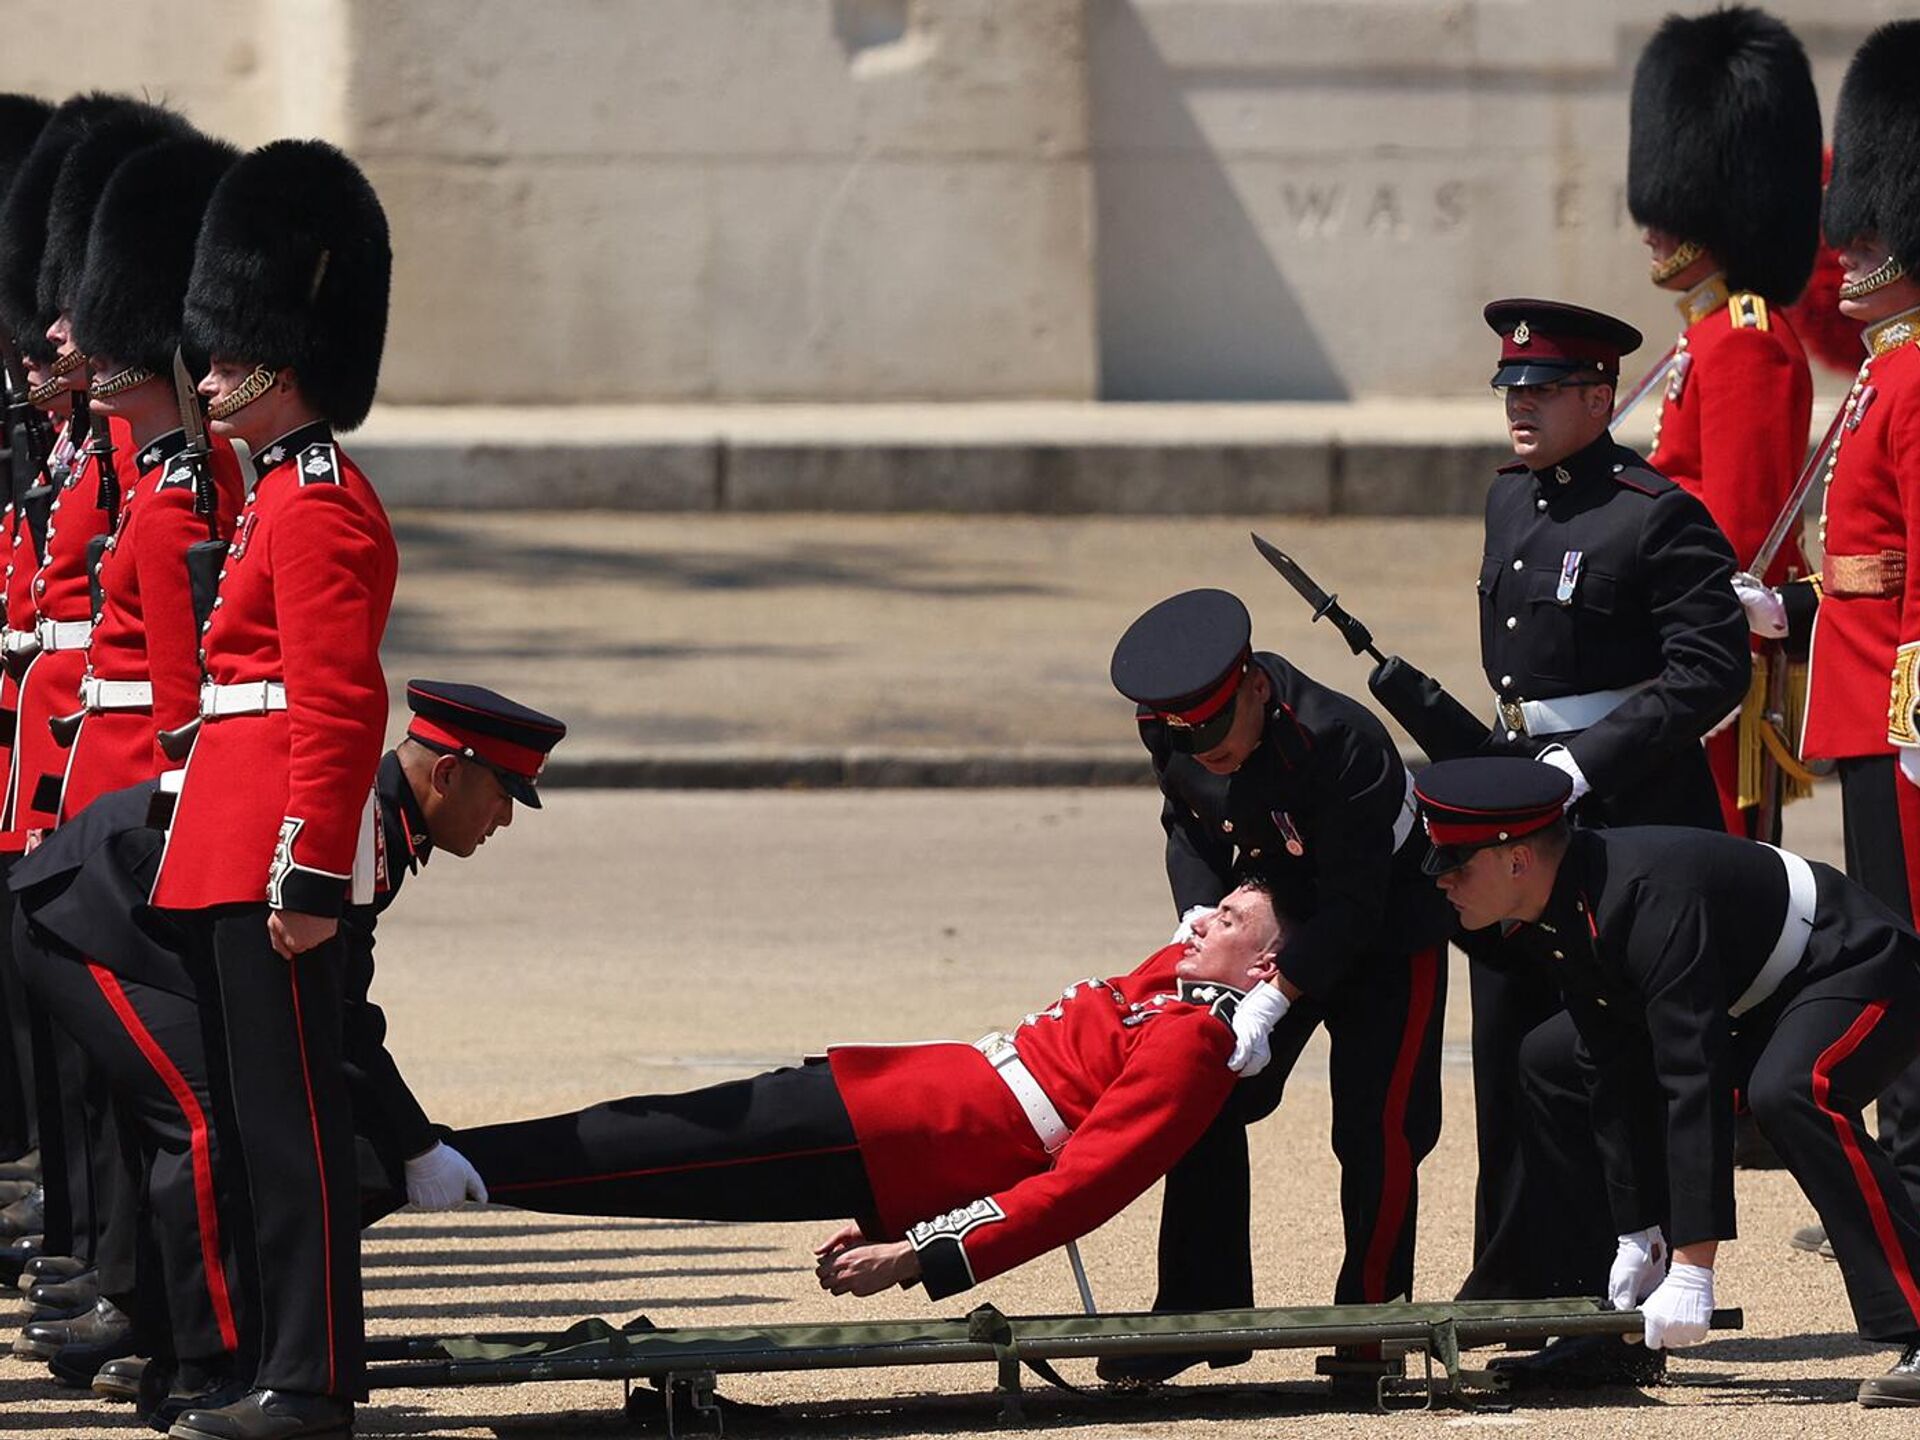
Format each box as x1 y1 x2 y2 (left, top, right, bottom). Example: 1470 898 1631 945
1749 980 1920 1342
449 1061 875 1222
0 879 37 1160
13 916 242 1364
1147 945 1447 1311
179 907 362 1400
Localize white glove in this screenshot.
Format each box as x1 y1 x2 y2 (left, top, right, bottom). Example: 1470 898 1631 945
1636 1261 1714 1349
1535 744 1590 807
404 1141 489 1210
1170 905 1215 945
1606 1225 1668 1311
1900 747 1920 789
1227 980 1292 1077
1732 571 1789 639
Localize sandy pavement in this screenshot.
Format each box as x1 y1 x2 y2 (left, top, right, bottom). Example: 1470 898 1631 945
6 781 1906 1438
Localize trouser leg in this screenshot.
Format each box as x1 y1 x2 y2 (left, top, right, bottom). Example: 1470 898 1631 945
1457 930 1565 1299
192 907 361 1400
1507 1010 1617 1298
453 1062 875 1221
1323 945 1446 1304
0 879 34 1158
1750 990 1920 1342
1140 1004 1307 1311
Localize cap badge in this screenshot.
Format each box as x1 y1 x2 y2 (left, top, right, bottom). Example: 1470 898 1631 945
1512 320 1531 346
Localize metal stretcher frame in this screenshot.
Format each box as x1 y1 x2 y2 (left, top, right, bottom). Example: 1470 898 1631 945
363 1296 1743 1433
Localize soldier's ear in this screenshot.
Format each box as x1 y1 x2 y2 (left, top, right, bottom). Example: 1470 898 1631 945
430 752 462 798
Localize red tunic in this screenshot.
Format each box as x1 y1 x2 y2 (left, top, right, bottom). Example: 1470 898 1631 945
828 945 1238 1297
1648 289 1814 830
1802 339 1920 762
152 426 396 915
2 415 132 848
59 431 246 819
0 424 74 835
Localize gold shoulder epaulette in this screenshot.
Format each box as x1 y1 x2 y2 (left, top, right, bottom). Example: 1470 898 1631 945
1730 293 1770 331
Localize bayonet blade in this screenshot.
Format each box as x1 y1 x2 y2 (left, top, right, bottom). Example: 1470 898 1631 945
1250 531 1334 611
172 347 208 457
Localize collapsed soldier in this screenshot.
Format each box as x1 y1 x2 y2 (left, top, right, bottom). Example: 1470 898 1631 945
439 884 1286 1301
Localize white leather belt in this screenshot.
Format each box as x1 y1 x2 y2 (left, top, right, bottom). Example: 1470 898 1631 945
0 630 36 658
1392 770 1417 852
34 618 91 652
200 680 288 719
1730 846 1818 1018
80 676 153 711
973 1033 1071 1153
1494 681 1652 738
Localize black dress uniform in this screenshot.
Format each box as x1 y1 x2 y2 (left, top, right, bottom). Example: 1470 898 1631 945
1463 301 1751 1301
1419 756 1920 1403
1110 590 1456 1322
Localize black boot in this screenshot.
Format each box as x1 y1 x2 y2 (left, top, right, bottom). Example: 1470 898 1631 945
168 1388 354 1440
0 1187 43 1238
15 1296 132 1360
1095 1349 1252 1386
0 1233 44 1287
95 1352 151 1401
27 1268 97 1311
0 1149 38 1182
1488 1333 1666 1390
0 1177 34 1205
1859 1345 1920 1407
18 1252 88 1291
49 1319 143 1387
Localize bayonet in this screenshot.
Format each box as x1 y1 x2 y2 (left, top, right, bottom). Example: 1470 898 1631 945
1250 532 1385 664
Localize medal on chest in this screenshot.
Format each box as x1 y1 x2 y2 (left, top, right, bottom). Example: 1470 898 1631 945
1555 550 1583 605
1271 810 1306 857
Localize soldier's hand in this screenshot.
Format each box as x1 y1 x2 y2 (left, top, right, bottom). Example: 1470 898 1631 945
1227 980 1292 1077
1607 1225 1667 1311
268 909 339 959
812 1221 869 1262
816 1239 920 1296
404 1141 490 1210
1170 905 1215 945
1636 1262 1714 1349
1731 572 1788 639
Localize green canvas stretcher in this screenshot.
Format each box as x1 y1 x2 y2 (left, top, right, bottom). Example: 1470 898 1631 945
363 1296 1742 1433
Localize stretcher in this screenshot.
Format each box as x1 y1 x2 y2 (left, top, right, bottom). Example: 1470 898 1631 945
364 1296 1742 1434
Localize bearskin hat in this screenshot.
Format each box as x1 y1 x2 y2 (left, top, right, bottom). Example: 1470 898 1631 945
184 140 390 431
71 134 238 375
1628 7 1821 303
1825 20 1920 272
37 101 193 323
0 94 150 362
0 95 53 206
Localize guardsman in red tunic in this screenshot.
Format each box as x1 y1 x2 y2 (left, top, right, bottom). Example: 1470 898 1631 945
150 140 396 1440
59 134 246 820
452 884 1280 1302
1629 7 1821 839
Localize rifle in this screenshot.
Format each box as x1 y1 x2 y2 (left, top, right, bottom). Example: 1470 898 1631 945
1250 532 1491 762
155 349 227 765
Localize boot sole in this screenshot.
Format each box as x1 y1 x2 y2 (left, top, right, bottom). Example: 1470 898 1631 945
11 1335 60 1360
167 1428 350 1440
92 1374 141 1401
1859 1386 1920 1407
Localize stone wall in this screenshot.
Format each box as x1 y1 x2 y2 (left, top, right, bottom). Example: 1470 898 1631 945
5 1 1900 402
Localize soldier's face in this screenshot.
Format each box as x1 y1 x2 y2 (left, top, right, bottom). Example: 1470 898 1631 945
1502 379 1609 468
1433 844 1523 931
1177 886 1281 987
1641 228 1713 291
40 312 87 397
1836 236 1920 323
426 755 517 858
1193 670 1268 775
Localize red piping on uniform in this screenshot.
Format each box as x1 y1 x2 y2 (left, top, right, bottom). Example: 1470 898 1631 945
488 1142 864 1194
287 962 338 1394
1811 1001 1920 1329
1361 946 1439 1302
87 963 239 1351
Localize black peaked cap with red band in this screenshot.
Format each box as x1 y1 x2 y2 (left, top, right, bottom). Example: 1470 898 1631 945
1110 589 1253 755
1414 756 1571 876
405 680 566 808
1484 298 1643 389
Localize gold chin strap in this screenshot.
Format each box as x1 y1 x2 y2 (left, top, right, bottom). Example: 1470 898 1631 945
24 373 65 405
89 365 155 399
1840 254 1908 301
48 347 88 379
1649 240 1706 285
207 364 277 421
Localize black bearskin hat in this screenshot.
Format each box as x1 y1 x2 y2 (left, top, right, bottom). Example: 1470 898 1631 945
37 101 193 323
1825 20 1920 272
71 134 238 375
0 95 53 209
1628 7 1821 303
184 139 391 430
0 94 159 362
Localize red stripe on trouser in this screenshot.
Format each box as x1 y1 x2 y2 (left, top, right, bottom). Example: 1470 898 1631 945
489 1142 865 1194
1361 945 1440 1303
1811 1000 1920 1329
86 963 240 1351
286 961 338 1395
